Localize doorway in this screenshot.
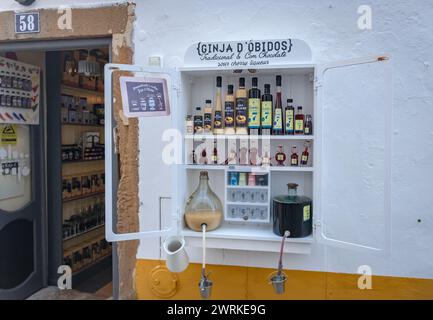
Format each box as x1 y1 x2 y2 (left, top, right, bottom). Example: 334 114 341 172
0 39 115 299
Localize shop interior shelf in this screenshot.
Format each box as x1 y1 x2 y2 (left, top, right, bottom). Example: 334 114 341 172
182 224 314 254
62 191 105 203
62 122 104 127
61 84 104 99
63 223 105 242
62 158 104 164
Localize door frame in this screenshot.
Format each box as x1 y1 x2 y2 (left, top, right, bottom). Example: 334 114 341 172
0 3 137 299
1 37 118 297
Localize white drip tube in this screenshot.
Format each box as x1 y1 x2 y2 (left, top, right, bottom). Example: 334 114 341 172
202 224 207 271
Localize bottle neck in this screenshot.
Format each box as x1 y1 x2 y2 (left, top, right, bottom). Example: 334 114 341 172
198 177 210 193
216 88 222 110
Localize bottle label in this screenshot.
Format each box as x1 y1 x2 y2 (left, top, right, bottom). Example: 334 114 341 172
304 126 310 134
301 155 308 163
235 97 247 128
248 98 260 129
193 116 203 133
224 101 235 128
303 205 311 221
295 119 304 132
273 109 282 130
204 113 212 132
276 154 284 161
214 111 223 129
261 101 272 128
285 109 294 132
291 158 298 165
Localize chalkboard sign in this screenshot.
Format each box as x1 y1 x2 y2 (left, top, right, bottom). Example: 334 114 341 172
120 76 170 117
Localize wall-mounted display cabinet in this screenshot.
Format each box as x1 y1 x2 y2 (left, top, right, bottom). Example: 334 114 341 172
105 45 392 257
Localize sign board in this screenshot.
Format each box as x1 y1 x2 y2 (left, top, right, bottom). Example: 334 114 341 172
184 39 312 68
14 12 40 34
0 125 17 145
0 56 41 125
119 76 170 118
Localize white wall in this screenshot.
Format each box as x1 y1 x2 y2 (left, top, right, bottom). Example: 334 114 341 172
2 0 432 280
133 0 433 280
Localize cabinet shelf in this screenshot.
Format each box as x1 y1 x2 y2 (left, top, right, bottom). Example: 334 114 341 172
226 185 268 190
183 224 313 254
184 164 313 172
185 134 313 140
226 201 268 207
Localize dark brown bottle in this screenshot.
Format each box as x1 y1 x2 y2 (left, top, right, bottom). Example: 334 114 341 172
248 77 261 134
272 75 283 135
261 84 273 134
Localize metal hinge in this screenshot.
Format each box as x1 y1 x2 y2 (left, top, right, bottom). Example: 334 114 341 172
313 220 322 229
314 77 322 91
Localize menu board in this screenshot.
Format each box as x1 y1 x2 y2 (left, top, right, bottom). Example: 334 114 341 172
119 76 170 118
0 56 40 125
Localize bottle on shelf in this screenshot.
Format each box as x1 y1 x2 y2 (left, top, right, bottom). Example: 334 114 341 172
295 106 304 135
304 114 313 135
212 140 218 164
185 115 194 135
290 145 299 166
275 145 286 166
261 84 273 135
193 106 203 134
235 77 248 135
284 99 295 135
272 75 283 135
300 144 309 166
224 84 235 134
203 100 213 134
213 76 224 135
248 77 261 135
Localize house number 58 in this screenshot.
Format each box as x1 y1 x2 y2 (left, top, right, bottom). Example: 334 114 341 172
15 13 40 34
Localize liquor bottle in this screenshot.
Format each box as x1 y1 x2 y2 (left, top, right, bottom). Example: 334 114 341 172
290 146 299 166
275 145 286 166
295 106 304 135
272 75 283 135
300 145 309 166
213 76 224 135
203 100 213 134
261 84 273 135
193 106 203 134
212 140 218 164
284 99 295 135
235 77 248 135
185 115 194 135
224 84 235 134
248 77 261 134
304 114 313 135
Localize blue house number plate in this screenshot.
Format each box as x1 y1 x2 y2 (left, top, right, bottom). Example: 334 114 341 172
15 12 40 34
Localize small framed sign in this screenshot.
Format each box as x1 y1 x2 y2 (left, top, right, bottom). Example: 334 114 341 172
15 12 40 34
119 76 170 117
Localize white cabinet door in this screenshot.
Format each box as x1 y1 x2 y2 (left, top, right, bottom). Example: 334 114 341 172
104 63 180 242
315 55 392 253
